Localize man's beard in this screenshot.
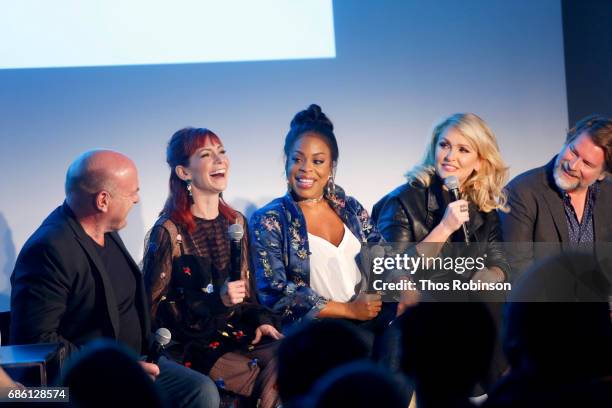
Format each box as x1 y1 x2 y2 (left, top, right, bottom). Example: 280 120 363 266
553 157 581 192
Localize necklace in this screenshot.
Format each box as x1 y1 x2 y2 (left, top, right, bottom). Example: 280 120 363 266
299 195 324 204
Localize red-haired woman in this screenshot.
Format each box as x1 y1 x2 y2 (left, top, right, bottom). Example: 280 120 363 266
143 128 282 408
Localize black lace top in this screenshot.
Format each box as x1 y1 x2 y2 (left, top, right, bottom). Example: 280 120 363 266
142 213 278 373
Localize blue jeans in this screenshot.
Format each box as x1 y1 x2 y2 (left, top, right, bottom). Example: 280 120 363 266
157 356 220 408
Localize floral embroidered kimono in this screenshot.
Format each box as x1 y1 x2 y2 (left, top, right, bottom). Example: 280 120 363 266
249 186 380 326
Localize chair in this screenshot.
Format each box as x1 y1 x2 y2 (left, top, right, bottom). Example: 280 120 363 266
0 311 10 346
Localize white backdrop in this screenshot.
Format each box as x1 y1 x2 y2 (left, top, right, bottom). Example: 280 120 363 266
0 0 568 310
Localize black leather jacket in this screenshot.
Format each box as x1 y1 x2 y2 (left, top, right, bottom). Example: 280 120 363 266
372 177 510 282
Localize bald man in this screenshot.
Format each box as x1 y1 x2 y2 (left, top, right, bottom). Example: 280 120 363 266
10 150 219 408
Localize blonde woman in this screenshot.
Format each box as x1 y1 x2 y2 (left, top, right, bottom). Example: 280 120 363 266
372 112 511 391
372 113 510 285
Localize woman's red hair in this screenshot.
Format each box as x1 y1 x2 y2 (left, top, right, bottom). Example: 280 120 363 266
163 127 237 232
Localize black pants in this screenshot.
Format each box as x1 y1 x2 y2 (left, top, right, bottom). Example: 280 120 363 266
343 301 398 358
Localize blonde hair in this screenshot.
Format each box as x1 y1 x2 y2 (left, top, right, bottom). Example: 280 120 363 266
406 113 509 213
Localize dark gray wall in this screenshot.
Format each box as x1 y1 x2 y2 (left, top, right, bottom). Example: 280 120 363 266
562 0 612 124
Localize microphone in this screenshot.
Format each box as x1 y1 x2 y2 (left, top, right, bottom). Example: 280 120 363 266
146 328 171 364
228 223 244 281
443 176 470 244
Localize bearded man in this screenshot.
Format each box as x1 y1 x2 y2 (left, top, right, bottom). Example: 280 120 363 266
500 115 612 281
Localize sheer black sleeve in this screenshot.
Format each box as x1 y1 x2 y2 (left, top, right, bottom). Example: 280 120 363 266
142 225 174 324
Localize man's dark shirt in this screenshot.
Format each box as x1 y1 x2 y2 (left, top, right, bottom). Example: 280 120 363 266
560 182 599 244
93 234 143 354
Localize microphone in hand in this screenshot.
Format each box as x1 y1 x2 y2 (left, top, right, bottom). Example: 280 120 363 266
146 328 171 364
228 223 244 282
443 176 470 244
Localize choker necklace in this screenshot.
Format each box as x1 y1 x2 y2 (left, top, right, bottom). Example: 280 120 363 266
299 195 324 204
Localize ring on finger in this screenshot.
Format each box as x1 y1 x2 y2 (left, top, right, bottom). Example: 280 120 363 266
460 204 468 212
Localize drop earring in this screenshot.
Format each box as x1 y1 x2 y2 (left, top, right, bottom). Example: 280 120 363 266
325 175 336 198
186 179 193 197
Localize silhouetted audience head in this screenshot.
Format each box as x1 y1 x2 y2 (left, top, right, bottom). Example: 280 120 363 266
503 252 612 378
483 252 612 407
61 340 165 408
308 360 411 408
277 319 370 404
396 301 496 407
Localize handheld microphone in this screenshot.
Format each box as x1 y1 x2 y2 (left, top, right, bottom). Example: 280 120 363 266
443 176 470 244
228 223 244 281
146 328 171 364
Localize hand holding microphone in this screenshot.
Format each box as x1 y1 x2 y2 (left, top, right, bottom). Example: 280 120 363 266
222 222 246 306
442 176 470 243
146 327 171 364
440 200 470 236
221 280 246 306
228 223 243 281
142 328 171 381
349 292 382 321
139 361 160 382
